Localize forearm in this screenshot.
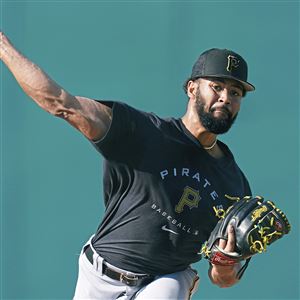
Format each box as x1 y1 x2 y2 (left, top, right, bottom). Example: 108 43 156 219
1 32 113 141
0 32 74 114
208 263 240 288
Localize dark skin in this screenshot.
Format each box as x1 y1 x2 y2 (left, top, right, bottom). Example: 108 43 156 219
182 77 243 159
182 78 244 286
0 31 243 288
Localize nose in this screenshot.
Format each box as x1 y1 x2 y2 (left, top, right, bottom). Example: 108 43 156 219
218 90 231 105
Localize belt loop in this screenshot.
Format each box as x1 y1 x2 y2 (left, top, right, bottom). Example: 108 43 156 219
81 234 95 255
95 254 104 275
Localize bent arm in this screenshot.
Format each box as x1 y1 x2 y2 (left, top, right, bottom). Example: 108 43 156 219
0 32 111 141
207 225 241 288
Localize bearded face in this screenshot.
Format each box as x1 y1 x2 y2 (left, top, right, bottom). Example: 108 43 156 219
194 86 238 134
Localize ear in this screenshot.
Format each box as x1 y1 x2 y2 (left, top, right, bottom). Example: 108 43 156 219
187 80 198 100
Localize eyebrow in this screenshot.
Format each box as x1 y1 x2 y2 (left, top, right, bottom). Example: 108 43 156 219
211 78 243 92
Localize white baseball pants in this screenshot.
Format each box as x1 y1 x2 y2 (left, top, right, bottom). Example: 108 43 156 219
73 237 200 300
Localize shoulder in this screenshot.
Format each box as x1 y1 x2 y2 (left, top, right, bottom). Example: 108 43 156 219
110 101 178 131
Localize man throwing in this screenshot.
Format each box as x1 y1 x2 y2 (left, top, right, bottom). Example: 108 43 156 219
1 32 255 299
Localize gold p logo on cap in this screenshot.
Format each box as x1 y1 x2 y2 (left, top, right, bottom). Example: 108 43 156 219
227 55 240 72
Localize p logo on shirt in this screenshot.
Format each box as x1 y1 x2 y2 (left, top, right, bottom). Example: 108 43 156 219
175 186 200 213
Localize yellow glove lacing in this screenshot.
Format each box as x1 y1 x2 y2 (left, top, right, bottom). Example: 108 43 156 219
204 196 290 257
248 200 290 253
199 241 211 258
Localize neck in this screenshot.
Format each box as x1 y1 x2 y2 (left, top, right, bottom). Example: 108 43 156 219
181 114 217 150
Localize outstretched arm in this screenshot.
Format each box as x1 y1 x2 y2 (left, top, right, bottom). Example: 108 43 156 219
0 32 111 141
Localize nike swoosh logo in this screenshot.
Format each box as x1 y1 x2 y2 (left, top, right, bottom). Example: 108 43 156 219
161 225 179 235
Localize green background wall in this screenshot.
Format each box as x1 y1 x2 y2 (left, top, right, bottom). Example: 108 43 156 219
1 1 299 299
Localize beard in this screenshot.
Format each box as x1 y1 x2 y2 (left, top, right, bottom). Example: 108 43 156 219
195 89 238 134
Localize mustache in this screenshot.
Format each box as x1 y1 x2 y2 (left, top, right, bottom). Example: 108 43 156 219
210 106 232 118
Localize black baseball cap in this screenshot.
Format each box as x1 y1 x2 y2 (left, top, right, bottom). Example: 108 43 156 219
189 48 255 92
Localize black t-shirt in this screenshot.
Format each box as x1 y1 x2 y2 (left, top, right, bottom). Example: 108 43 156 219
90 101 251 275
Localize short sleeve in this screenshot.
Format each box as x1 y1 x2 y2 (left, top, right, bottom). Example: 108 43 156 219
90 101 144 161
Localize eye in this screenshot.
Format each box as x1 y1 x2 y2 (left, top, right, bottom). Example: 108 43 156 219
212 84 222 92
230 89 242 97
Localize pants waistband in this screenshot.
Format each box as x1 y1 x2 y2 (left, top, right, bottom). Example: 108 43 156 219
84 245 154 287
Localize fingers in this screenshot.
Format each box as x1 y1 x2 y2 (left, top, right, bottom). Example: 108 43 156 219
224 225 236 252
218 224 236 252
218 238 227 249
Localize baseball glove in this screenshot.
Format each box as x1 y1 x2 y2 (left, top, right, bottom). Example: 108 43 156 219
201 196 291 278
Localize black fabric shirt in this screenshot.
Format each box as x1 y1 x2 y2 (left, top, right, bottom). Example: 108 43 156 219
90 101 251 275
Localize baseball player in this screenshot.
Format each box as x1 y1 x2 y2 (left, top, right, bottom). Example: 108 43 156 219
1 32 255 299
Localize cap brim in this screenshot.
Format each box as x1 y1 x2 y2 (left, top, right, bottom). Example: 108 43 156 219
200 75 255 92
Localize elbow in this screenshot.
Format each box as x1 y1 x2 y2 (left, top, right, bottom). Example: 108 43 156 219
40 99 67 116
27 86 73 116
